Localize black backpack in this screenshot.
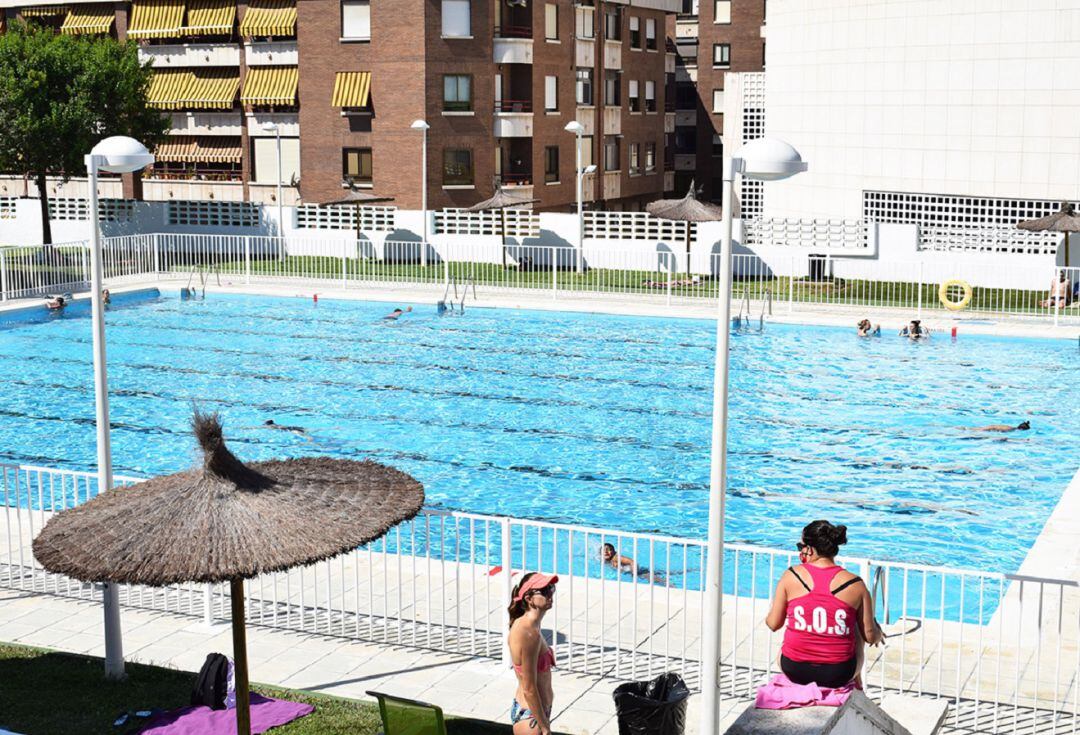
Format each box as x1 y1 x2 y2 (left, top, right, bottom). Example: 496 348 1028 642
191 653 230 710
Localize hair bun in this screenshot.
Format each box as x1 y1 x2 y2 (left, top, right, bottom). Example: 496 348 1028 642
832 524 848 546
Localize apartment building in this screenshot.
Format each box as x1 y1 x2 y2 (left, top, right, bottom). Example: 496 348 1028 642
668 0 764 202
0 0 680 212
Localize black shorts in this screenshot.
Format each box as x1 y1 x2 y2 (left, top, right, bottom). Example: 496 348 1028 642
780 654 857 689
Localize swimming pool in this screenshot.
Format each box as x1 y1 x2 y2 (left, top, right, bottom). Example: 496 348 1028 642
1 290 1077 580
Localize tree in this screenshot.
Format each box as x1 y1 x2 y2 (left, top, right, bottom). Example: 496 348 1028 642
0 21 167 244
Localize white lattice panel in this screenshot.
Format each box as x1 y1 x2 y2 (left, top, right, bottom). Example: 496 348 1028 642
434 209 539 237
745 217 867 249
584 211 694 241
0 197 15 219
295 205 396 232
920 227 1060 256
47 198 135 222
167 200 260 228
739 72 766 219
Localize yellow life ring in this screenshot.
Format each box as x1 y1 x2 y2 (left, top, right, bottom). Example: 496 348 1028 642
939 279 973 311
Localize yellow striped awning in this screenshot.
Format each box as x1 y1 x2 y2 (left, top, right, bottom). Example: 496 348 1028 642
60 5 115 35
241 65 298 106
147 69 239 110
22 5 68 18
147 69 192 110
155 136 241 164
239 0 296 38
331 71 372 108
127 0 185 39
183 0 235 35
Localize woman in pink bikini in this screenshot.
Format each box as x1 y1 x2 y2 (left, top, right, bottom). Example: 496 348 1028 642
508 572 558 734
765 520 883 688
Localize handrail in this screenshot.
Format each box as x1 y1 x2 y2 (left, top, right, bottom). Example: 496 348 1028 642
494 99 533 113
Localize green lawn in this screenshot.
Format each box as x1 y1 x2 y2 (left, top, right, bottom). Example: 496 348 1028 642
0 643 533 735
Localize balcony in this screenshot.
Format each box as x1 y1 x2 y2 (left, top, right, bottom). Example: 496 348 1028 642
138 43 240 68
664 112 676 133
169 112 244 136
602 107 621 135
575 40 595 67
494 99 534 137
245 40 298 66
602 170 620 200
493 37 533 64
603 40 621 70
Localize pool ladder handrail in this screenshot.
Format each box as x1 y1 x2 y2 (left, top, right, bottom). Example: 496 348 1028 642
439 275 477 313
733 287 770 331
186 262 221 298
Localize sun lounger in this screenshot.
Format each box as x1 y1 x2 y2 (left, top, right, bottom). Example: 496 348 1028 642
367 691 447 735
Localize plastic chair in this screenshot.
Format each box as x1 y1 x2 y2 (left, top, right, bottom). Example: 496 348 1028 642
367 691 447 735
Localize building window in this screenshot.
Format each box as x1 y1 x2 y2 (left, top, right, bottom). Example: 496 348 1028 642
443 75 472 111
604 71 620 106
603 138 620 171
545 75 558 112
578 135 594 169
341 0 370 40
604 6 620 40
628 80 640 112
629 16 641 49
343 147 372 184
629 143 640 174
676 39 698 67
576 68 594 106
645 17 657 50
714 0 731 23
679 0 698 17
644 80 656 112
645 142 656 172
441 0 471 37
545 3 558 40
443 149 473 185
544 145 559 183
712 134 723 158
712 88 724 113
576 6 594 38
713 43 730 67
675 82 697 110
674 128 696 153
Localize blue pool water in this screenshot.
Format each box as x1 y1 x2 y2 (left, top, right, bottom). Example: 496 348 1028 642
1 291 1077 591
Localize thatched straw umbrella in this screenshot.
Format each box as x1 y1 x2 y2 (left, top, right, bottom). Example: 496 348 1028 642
317 185 397 242
1018 201 1080 267
465 187 539 268
33 412 424 735
646 179 724 277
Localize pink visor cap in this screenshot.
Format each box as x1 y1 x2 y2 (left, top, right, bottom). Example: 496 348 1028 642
513 573 559 602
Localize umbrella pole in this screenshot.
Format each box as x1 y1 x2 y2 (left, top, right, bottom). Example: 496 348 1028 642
502 208 507 269
231 579 251 735
1067 231 1071 268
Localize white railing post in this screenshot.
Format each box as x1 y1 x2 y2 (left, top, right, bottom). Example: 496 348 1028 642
667 254 673 306
342 239 348 288
1052 264 1060 326
204 584 214 625
501 516 513 667
0 248 7 302
244 238 251 285
551 247 557 300
917 260 924 318
788 255 795 314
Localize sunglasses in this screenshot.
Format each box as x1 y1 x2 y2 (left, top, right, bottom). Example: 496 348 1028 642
528 585 556 598
795 542 808 552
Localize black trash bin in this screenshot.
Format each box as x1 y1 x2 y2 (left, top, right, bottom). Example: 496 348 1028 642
613 672 690 735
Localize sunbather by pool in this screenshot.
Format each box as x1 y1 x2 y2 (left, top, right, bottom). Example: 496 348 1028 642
508 572 558 735
765 520 883 689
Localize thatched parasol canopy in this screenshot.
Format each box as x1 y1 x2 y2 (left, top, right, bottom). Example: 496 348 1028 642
33 412 423 735
465 187 539 268
645 180 724 276
1018 202 1080 266
302 184 396 241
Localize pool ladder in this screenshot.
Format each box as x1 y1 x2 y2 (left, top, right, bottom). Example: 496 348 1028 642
438 275 476 314
732 287 771 331
184 263 221 299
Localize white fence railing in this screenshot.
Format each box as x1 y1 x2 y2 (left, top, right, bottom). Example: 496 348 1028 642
2 463 1078 732
2 234 1078 326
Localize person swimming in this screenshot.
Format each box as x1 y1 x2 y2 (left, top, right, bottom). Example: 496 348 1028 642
45 295 66 311
898 319 929 340
383 306 413 320
263 419 313 440
857 319 880 337
601 542 667 585
970 421 1030 433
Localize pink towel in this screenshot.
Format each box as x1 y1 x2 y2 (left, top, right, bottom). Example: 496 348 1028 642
137 694 314 734
754 674 857 709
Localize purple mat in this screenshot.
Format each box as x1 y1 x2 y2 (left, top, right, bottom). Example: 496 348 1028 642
138 694 314 735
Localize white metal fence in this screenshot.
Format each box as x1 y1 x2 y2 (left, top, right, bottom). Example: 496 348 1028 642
2 463 1078 732
2 234 1078 326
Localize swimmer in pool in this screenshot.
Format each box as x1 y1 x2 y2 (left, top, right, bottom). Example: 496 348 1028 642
970 421 1030 433
263 419 313 440
601 543 667 586
898 319 929 340
383 306 413 320
46 295 66 311
856 319 880 337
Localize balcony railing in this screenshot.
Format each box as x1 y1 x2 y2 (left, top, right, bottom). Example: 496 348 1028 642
499 172 533 186
495 99 533 113
494 24 532 39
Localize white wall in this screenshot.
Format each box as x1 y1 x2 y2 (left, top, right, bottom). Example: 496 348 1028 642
762 0 1080 221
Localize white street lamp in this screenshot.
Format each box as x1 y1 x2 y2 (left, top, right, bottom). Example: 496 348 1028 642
411 120 430 269
564 121 593 274
85 136 155 681
700 137 807 735
260 121 285 261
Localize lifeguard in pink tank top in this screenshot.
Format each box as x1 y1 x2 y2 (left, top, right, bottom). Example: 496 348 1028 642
781 564 858 663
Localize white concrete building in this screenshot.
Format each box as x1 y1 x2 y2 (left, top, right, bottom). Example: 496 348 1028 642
754 0 1080 264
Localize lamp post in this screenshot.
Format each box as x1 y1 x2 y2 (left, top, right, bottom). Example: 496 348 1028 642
699 138 807 735
85 136 155 680
260 122 285 261
564 121 595 274
411 120 430 269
